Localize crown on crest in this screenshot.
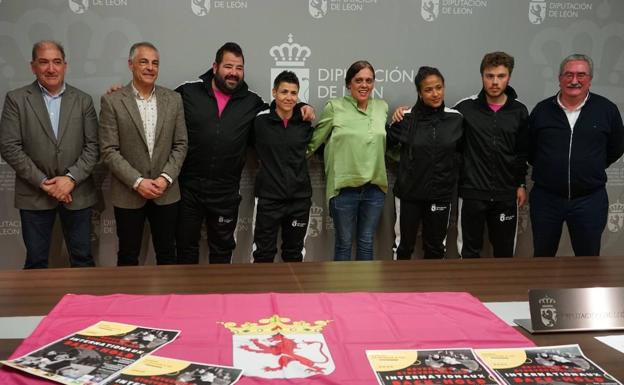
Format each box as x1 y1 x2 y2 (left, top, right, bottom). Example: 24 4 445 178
609 200 624 213
269 34 311 67
309 204 323 216
539 296 556 306
221 315 331 335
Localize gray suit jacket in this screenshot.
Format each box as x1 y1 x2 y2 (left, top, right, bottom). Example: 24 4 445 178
0 81 99 210
99 84 188 209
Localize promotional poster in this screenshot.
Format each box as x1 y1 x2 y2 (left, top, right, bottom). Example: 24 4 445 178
475 344 622 385
1 321 180 385
367 348 498 385
109 355 242 385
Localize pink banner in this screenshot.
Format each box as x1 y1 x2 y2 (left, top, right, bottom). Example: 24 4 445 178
0 292 533 384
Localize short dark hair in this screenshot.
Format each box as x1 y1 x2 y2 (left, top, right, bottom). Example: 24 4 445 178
414 66 445 92
215 42 244 65
345 60 375 87
273 70 299 89
129 41 158 60
480 51 515 75
31 40 66 61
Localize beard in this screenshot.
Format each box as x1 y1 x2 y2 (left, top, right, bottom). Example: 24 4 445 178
213 71 243 95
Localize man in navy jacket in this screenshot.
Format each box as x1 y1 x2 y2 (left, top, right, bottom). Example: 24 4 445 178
528 54 624 256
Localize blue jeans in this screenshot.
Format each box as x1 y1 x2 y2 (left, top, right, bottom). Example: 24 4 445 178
530 185 608 256
329 184 385 261
20 206 94 269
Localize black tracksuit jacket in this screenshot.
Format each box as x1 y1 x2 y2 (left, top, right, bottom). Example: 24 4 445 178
453 86 529 201
175 69 266 202
387 101 463 202
253 102 313 200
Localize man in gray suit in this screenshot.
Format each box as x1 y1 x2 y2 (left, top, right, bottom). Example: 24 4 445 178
0 40 99 269
99 42 187 266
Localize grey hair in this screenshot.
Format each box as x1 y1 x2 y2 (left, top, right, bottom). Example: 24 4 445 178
31 40 66 61
559 54 593 77
129 42 158 60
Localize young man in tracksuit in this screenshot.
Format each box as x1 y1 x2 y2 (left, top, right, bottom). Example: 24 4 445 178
454 52 529 258
251 71 313 263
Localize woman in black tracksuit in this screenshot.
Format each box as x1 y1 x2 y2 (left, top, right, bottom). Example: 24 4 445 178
388 66 463 259
251 71 313 263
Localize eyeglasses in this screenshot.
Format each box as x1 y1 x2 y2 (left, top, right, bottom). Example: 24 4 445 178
561 72 589 81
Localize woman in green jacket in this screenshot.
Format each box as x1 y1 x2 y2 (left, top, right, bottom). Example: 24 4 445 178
307 60 388 261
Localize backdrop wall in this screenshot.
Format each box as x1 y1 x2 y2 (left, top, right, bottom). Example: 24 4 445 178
1 0 623 268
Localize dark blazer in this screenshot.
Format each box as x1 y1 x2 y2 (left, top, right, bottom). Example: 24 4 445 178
99 83 188 209
0 81 99 210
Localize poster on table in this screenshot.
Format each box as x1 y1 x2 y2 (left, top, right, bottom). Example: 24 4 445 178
1 321 180 385
108 355 243 385
366 348 498 385
475 344 622 385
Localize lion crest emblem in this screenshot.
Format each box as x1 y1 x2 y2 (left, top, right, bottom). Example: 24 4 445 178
222 315 335 379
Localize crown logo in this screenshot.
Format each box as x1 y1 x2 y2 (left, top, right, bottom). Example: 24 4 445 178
269 34 311 67
609 200 624 213
539 295 556 306
309 204 323 217
221 315 331 335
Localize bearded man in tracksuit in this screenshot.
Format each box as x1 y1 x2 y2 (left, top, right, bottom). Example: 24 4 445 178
251 71 313 263
175 43 314 264
454 52 529 258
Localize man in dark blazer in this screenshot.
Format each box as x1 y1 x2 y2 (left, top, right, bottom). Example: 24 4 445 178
99 42 187 266
0 40 99 269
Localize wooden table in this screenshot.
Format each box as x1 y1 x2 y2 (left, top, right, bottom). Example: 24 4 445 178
1 257 623 380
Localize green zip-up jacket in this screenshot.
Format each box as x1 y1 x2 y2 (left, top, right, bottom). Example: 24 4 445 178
307 95 388 205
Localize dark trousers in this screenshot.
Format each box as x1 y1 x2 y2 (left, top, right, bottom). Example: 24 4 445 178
20 206 94 269
394 198 451 259
176 183 240 264
252 197 311 263
530 185 608 257
114 201 178 266
457 198 518 258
